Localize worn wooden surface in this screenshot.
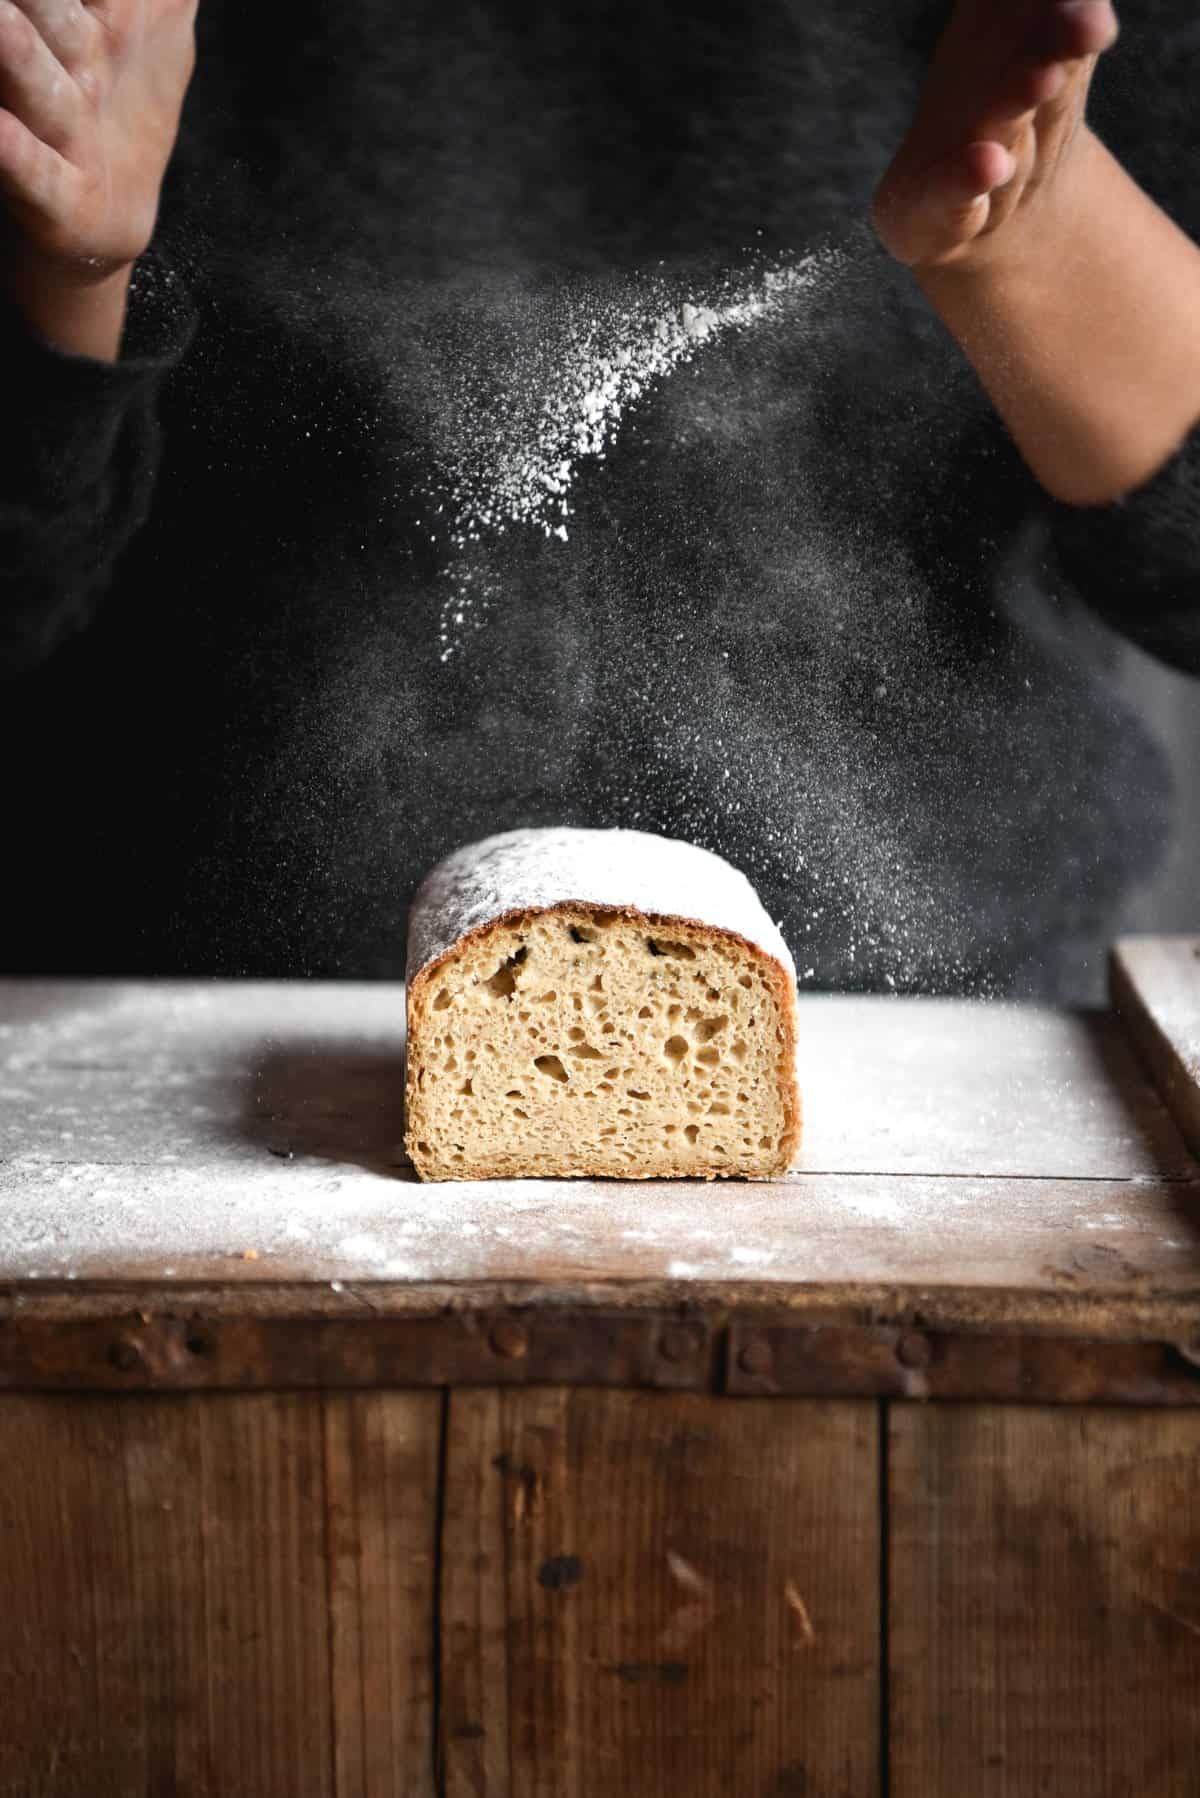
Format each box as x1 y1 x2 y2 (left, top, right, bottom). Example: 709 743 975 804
440 1389 879 1797
1112 935 1200 1160
0 1390 440 1798
0 981 1197 1333
888 1404 1200 1796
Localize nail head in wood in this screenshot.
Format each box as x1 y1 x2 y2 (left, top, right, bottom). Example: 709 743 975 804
658 1325 704 1364
738 1335 774 1377
107 1335 143 1372
489 1320 529 1360
895 1330 933 1370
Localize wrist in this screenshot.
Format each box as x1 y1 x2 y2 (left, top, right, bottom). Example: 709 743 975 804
1 247 135 363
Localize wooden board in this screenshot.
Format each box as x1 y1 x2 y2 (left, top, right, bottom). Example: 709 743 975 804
887 1405 1200 1796
1112 936 1200 1159
0 1390 440 1798
0 982 1197 1328
439 1389 879 1797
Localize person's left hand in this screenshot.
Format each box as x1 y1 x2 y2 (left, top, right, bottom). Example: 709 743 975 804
872 0 1120 274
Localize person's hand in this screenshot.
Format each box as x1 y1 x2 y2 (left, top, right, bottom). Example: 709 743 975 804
872 0 1120 274
0 0 197 356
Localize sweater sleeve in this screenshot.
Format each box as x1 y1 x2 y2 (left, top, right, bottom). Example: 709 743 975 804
0 258 195 677
1039 423 1200 677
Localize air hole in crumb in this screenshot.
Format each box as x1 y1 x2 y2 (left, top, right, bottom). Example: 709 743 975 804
534 1055 568 1083
697 1047 720 1066
417 1142 431 1155
705 989 720 1002
513 1107 528 1119
433 989 451 1011
664 1036 688 1063
731 1040 748 1062
647 938 697 960
460 1079 473 1096
684 1125 699 1144
573 1044 603 1061
604 1067 619 1079
537 991 557 1004
667 1005 682 1022
693 1016 727 1042
738 975 752 989
626 1089 650 1101
568 1027 585 1041
664 1124 678 1134
638 1005 653 1019
709 1101 730 1116
590 974 603 991
485 946 528 999
505 1089 524 1099
569 925 597 944
759 1136 773 1150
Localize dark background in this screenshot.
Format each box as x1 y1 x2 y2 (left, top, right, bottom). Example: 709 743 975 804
3 0 1197 997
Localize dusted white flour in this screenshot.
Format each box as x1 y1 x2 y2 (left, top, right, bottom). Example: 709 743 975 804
428 246 846 658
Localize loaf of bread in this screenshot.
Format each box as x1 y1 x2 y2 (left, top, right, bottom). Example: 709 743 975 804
404 827 801 1181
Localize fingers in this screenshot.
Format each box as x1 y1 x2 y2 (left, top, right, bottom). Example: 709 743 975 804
990 1 1119 124
13 0 91 67
0 100 72 212
1028 1 1120 65
873 141 1007 267
0 1 80 152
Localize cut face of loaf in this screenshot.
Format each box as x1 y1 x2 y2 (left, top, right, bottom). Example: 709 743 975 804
405 888 801 1181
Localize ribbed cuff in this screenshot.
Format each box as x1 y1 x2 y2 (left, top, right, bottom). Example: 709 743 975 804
1 254 196 502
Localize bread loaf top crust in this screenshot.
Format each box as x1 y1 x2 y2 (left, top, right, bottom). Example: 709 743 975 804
407 827 796 986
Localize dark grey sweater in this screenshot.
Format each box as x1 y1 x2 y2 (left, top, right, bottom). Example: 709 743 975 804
2 0 1198 997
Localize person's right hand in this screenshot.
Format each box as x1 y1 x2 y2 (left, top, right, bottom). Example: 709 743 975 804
0 0 197 356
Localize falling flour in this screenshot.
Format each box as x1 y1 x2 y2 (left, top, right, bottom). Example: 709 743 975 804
426 244 846 658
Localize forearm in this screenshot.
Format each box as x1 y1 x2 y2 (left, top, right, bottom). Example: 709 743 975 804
917 128 1200 506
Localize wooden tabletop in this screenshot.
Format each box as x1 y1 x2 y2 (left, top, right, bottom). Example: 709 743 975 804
1 942 1197 1334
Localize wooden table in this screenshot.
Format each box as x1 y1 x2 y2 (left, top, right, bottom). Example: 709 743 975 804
1 940 1198 1797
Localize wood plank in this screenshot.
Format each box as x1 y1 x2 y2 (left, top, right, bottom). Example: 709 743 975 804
0 1395 209 1798
440 1389 880 1797
323 1392 440 1798
2 980 1197 1327
889 1405 1200 1796
0 1390 439 1797
1112 936 1200 1158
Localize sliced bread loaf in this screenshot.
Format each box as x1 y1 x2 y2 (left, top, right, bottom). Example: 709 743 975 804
404 827 801 1180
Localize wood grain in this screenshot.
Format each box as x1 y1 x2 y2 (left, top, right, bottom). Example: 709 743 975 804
0 1391 439 1798
323 1392 440 1798
1112 935 1200 1159
440 1388 880 1797
1 981 1196 1311
888 1404 1200 1796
